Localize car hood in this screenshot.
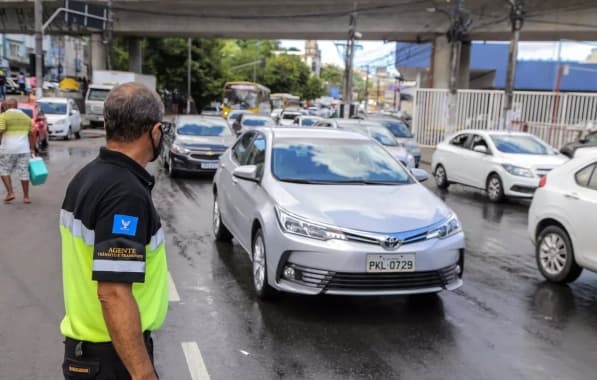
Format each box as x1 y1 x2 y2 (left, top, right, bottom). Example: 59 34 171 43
176 135 233 149
271 181 452 233
497 153 568 169
45 114 68 123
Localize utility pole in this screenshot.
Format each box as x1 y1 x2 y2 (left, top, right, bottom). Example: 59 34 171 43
187 38 192 114
503 0 525 130
343 6 358 118
34 0 43 99
364 65 369 109
446 0 469 133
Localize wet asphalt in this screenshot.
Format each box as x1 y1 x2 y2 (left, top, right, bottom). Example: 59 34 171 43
2 132 597 380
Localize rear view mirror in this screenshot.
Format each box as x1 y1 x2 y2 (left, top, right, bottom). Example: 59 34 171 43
473 145 488 154
410 168 429 182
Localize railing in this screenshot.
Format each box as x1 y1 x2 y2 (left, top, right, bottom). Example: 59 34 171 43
412 89 597 148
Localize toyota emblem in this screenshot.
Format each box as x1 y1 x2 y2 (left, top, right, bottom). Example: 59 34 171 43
381 237 401 250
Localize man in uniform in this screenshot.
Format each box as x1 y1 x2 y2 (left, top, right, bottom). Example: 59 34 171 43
0 98 34 203
60 82 168 379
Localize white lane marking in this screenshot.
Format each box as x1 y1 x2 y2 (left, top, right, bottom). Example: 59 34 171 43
182 342 210 380
168 271 181 302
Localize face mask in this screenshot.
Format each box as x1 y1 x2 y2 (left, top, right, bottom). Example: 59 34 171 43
149 125 163 162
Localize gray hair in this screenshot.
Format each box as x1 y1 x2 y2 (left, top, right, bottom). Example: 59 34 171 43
104 82 164 142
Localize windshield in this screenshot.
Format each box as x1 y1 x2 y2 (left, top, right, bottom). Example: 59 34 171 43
302 118 317 126
370 128 398 146
87 88 110 101
177 123 231 136
243 118 273 127
18 108 33 118
224 86 258 109
39 102 66 115
586 132 597 143
382 120 412 138
490 135 551 155
272 138 413 184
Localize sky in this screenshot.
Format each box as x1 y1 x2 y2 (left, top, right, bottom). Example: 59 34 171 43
280 39 597 68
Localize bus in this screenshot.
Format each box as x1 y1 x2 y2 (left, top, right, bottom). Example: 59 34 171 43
222 82 271 118
271 93 301 110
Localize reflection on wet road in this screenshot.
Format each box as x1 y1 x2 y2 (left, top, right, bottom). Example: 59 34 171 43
3 135 597 379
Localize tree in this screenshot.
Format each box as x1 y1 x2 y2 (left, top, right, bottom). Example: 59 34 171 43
301 76 325 100
262 54 310 95
320 64 343 89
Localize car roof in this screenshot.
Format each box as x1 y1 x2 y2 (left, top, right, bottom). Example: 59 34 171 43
455 129 535 137
271 127 370 141
175 115 227 125
38 97 69 103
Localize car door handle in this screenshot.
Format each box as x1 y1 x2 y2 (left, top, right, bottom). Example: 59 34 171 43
565 192 580 200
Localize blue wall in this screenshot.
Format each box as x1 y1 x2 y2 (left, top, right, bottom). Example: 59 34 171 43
395 41 597 92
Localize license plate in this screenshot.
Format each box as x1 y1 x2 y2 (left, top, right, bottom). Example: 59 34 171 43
366 254 416 273
201 162 219 169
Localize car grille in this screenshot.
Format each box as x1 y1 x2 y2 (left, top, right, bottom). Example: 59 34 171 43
286 263 460 291
190 152 222 160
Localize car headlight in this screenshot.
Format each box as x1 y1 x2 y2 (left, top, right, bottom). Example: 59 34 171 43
275 207 346 241
501 164 534 178
171 143 190 155
426 214 461 240
54 118 67 126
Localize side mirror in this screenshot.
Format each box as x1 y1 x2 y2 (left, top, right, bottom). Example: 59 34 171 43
233 165 259 182
579 138 588 144
410 168 429 182
473 145 488 154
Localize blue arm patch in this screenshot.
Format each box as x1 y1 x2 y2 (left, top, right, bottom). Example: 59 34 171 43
112 214 139 236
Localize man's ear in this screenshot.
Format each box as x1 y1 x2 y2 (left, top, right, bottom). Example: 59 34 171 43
151 123 161 140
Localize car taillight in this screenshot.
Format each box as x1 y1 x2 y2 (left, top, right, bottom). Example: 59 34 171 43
538 176 547 188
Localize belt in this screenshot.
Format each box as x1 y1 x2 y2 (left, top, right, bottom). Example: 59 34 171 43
65 331 152 358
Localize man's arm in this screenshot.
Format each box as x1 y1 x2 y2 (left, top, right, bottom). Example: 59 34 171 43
98 282 157 380
28 131 35 155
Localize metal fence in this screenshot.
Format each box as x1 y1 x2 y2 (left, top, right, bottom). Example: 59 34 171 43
412 89 597 147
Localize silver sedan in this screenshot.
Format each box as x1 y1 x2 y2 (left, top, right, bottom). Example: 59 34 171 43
212 128 465 298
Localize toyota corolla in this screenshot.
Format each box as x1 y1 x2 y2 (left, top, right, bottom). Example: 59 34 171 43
212 128 465 298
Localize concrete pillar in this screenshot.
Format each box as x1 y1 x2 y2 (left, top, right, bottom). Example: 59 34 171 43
90 33 106 71
431 35 450 89
458 41 471 89
128 38 143 73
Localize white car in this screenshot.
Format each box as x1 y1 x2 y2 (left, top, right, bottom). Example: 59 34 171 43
292 115 322 127
529 151 597 283
38 97 82 140
432 130 568 202
278 110 302 126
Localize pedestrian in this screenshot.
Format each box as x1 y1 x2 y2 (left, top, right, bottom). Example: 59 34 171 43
0 98 35 204
18 71 26 94
59 82 168 380
0 69 6 100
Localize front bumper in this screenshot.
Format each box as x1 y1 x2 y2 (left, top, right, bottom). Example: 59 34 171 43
502 174 540 198
170 151 222 173
48 126 68 138
86 114 104 123
265 225 465 296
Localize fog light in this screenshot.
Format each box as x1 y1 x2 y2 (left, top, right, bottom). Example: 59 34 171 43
283 266 295 280
456 265 461 275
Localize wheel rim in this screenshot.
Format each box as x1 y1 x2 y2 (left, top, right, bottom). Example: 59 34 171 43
435 166 446 185
213 197 220 234
488 178 501 199
253 235 266 291
539 233 568 275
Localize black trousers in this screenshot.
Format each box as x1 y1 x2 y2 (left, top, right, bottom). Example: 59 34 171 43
62 332 155 379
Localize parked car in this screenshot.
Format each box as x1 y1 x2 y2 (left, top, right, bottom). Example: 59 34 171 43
432 130 568 202
341 123 415 168
201 105 221 117
232 114 275 135
560 129 597 158
529 150 597 283
226 110 252 127
161 115 235 177
212 127 464 298
368 117 422 167
38 97 82 140
291 115 322 127
277 110 302 126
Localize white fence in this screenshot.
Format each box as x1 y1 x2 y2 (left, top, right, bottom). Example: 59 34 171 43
412 89 597 148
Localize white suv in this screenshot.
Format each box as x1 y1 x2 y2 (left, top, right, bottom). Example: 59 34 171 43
529 150 597 283
432 130 567 202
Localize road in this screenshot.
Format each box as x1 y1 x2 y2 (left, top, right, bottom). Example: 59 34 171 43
2 132 597 379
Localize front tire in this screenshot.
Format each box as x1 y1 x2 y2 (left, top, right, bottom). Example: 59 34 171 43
74 130 81 139
434 164 449 189
167 156 177 178
486 174 505 203
64 127 73 141
252 228 276 299
213 194 233 242
536 226 582 283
